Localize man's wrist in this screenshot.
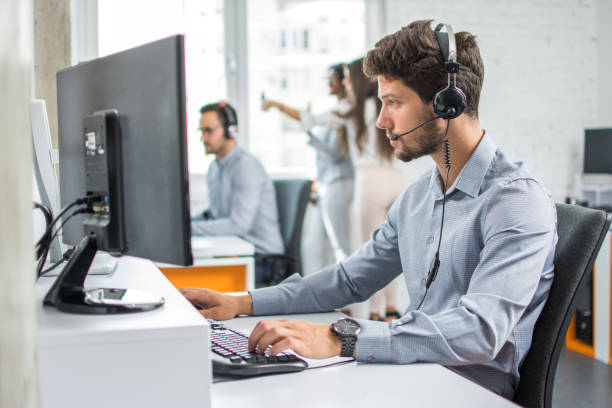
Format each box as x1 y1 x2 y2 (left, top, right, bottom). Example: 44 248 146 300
236 294 253 316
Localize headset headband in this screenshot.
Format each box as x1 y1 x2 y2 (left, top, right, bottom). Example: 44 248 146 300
434 23 460 74
218 102 237 127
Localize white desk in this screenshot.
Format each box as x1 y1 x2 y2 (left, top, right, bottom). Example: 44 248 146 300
158 235 256 292
37 261 518 408
213 313 519 408
36 257 211 408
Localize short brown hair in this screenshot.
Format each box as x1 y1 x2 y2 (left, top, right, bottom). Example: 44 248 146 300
363 20 484 118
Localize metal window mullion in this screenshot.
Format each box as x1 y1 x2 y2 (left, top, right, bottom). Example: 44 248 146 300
224 0 249 150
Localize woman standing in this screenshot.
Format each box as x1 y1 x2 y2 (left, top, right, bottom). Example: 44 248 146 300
343 57 406 321
261 64 355 269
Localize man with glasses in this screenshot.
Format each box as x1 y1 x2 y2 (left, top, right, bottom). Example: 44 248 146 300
192 102 284 285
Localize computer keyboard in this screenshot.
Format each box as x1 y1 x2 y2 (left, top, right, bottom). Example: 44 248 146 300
210 322 308 377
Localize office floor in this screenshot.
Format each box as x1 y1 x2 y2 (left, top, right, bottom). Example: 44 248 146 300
553 349 612 407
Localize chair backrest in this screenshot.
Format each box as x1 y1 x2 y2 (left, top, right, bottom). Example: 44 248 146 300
273 178 312 274
514 203 611 408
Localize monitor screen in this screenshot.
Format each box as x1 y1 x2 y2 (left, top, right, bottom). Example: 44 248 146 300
57 35 193 266
584 128 612 175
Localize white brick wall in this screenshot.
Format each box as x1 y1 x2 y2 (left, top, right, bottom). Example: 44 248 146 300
383 0 610 201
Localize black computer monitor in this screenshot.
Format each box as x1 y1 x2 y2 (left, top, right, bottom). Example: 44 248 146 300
584 128 612 174
45 35 193 314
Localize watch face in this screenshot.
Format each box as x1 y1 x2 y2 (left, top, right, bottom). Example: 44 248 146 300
333 318 361 336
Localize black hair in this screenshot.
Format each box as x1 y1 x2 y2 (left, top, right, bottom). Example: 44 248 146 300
328 63 345 82
199 101 238 128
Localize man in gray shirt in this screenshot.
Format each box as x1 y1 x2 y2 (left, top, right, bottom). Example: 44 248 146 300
191 102 284 284
181 21 557 399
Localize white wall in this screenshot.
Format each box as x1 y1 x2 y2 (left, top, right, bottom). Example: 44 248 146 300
383 0 609 201
597 0 612 125
0 0 38 406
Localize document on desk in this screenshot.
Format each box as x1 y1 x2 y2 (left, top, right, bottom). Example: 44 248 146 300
297 354 355 369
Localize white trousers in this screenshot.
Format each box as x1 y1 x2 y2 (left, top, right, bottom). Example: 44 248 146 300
354 165 406 317
302 177 354 275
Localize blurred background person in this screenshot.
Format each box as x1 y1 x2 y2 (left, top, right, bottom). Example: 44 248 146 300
192 102 284 285
261 63 355 272
343 58 407 321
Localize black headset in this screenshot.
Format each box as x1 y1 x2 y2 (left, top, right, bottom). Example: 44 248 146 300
389 23 467 142
218 102 238 139
416 22 468 310
432 23 467 119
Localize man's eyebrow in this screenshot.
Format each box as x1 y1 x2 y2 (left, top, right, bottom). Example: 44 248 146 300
379 93 403 100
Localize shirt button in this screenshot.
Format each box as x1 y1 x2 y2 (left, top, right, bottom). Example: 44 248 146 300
367 356 376 363
421 278 427 286
428 236 435 244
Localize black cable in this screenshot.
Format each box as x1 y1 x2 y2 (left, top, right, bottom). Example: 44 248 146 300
417 119 451 310
43 195 105 241
36 207 92 279
35 195 104 275
33 201 54 260
39 248 76 276
34 202 53 229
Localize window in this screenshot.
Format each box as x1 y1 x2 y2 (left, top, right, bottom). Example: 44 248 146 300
96 0 367 178
98 0 226 174
247 0 366 176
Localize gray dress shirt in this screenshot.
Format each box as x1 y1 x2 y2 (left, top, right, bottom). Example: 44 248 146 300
250 133 557 398
191 146 284 255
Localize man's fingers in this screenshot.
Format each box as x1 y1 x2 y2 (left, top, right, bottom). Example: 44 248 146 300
268 338 294 356
200 306 222 320
248 320 268 351
254 326 291 354
179 287 215 308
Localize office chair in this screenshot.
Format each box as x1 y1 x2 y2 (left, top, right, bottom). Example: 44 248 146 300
513 203 611 408
256 179 312 286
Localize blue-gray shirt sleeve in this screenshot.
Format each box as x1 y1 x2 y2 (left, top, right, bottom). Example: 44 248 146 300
250 196 404 313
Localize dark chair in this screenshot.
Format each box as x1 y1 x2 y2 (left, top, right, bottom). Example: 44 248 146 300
513 203 611 408
256 178 312 286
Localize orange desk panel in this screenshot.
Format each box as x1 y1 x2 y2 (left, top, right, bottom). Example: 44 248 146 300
160 265 247 293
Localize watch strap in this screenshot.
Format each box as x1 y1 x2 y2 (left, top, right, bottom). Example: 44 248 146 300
340 335 356 357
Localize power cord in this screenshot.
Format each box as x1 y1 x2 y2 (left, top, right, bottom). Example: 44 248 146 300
34 202 53 260
35 195 103 279
36 207 92 278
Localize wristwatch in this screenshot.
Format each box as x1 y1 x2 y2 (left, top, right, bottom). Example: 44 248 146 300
331 318 361 357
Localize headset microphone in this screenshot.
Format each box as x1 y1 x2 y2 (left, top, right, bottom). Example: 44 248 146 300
389 113 447 142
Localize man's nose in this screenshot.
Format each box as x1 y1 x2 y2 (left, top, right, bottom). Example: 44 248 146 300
376 110 391 131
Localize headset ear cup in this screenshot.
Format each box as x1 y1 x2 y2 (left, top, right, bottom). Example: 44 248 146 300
433 86 467 119
227 125 237 139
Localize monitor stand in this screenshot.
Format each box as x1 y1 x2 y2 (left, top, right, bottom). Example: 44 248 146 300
43 233 165 314
41 250 118 277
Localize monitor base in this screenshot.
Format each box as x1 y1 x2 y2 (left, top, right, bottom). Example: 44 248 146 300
43 234 164 314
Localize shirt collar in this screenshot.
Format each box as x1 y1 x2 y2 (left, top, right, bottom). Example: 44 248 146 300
217 145 242 167
429 131 497 199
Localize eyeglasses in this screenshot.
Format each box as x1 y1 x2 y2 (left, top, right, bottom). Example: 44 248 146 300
198 125 221 135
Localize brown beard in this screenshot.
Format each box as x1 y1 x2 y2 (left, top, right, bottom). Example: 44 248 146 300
390 118 446 163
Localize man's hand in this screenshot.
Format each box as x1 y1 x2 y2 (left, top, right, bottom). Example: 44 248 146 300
248 319 342 359
179 287 252 320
